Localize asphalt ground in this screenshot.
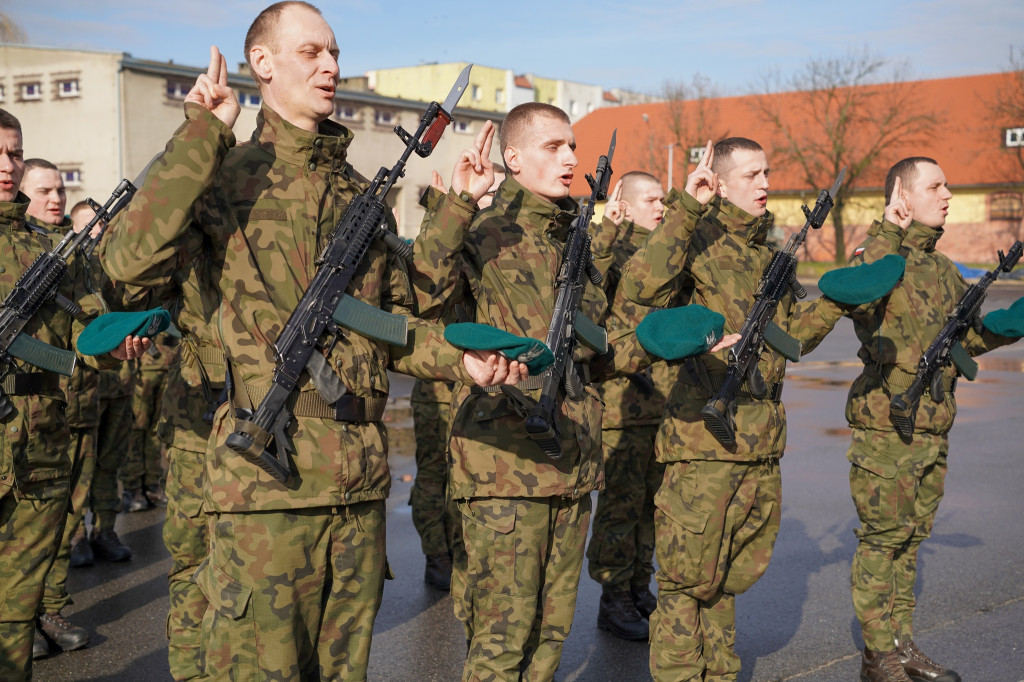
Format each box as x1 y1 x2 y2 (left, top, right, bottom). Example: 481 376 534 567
35 283 1024 681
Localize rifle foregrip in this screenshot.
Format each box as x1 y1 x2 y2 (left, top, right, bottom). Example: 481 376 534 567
525 414 563 460
418 110 451 157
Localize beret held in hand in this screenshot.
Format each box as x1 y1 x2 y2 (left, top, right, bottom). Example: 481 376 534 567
444 323 555 374
77 308 172 356
818 254 906 305
636 305 725 360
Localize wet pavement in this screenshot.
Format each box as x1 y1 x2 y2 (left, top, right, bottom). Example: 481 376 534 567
35 284 1024 681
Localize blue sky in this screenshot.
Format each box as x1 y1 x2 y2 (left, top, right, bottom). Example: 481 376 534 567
7 0 1023 94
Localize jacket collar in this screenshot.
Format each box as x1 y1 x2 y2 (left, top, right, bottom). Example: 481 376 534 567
251 104 353 173
705 195 773 246
903 220 943 252
492 175 578 239
0 193 30 231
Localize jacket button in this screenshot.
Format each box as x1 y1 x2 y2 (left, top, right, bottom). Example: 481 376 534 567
0 266 5 273
314 138 323 148
308 161 316 171
344 492 351 501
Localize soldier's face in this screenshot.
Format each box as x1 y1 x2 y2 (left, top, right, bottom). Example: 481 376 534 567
904 162 952 228
718 149 770 217
624 179 666 231
504 114 577 204
255 6 340 132
0 127 25 203
22 167 66 226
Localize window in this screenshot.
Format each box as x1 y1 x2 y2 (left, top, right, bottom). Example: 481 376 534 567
239 92 261 108
989 192 1024 221
374 109 394 126
569 100 577 116
57 79 80 98
495 88 504 104
61 169 82 188
454 120 471 134
20 82 42 101
335 104 359 121
0 84 6 103
1005 127 1024 148
471 85 481 101
689 146 707 164
166 80 189 100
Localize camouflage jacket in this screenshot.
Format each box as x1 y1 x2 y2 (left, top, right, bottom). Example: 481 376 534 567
0 195 110 493
102 103 459 512
621 191 843 462
592 217 673 428
844 219 1015 443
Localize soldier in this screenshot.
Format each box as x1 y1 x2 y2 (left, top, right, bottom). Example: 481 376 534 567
0 108 146 680
586 171 672 640
101 3 520 679
840 158 1019 682
619 138 852 681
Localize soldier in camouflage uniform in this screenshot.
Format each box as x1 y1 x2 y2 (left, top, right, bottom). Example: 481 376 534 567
586 171 673 641
0 108 145 681
619 138 847 681
840 158 1018 682
101 5 516 679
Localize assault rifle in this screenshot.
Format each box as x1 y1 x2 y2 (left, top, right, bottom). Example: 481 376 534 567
889 240 1023 438
224 65 472 482
521 131 615 459
701 168 845 448
0 178 137 418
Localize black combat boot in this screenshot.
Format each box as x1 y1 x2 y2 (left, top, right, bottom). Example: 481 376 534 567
91 528 132 562
861 648 912 682
630 583 657 619
33 628 49 659
597 587 649 641
424 552 452 591
144 483 168 505
124 488 153 512
69 532 94 568
38 611 90 652
895 639 962 682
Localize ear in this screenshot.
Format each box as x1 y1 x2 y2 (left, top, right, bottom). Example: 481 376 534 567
621 200 633 219
503 146 520 175
716 180 728 200
249 45 273 82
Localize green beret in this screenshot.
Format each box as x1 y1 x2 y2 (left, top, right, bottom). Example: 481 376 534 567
636 305 725 360
818 254 906 305
444 323 554 374
77 308 172 356
983 296 1024 338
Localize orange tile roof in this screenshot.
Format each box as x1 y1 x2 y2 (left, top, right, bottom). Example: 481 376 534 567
514 75 533 89
602 91 619 103
571 72 1023 196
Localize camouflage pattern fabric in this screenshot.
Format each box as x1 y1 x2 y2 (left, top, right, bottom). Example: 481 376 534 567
842 219 1016 651
0 194 110 679
197 501 387 681
122 334 177 490
410 379 460 557
649 459 780 682
90 393 134 532
455 494 591 682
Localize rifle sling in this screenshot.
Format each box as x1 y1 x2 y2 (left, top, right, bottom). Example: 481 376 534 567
241 380 387 422
1 372 61 396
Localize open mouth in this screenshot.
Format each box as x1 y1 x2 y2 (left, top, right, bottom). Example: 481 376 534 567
559 173 573 186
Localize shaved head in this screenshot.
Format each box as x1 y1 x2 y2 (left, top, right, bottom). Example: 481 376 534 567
619 171 661 203
711 137 763 177
885 156 938 203
244 1 323 74
499 102 570 152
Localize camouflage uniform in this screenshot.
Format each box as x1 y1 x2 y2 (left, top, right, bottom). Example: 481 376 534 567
101 103 466 681
620 190 844 681
409 378 459 557
0 193 109 678
587 218 671 594
121 332 178 493
843 219 1015 652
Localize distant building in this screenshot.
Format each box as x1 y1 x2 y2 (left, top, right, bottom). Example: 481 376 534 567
1 44 504 238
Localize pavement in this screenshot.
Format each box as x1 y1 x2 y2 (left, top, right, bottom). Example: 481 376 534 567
34 284 1024 681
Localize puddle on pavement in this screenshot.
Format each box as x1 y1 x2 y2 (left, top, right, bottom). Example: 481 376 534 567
787 375 850 389
975 357 1024 374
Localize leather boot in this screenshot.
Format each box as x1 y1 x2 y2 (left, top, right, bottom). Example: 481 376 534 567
597 587 649 641
144 484 168 505
69 532 94 568
630 583 657 619
38 611 90 652
861 648 912 682
33 628 49 659
895 639 962 682
424 552 452 591
124 488 153 512
91 528 132 562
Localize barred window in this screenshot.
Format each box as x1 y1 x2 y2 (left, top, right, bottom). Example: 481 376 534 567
57 79 80 98
989 192 1024 221
20 82 42 101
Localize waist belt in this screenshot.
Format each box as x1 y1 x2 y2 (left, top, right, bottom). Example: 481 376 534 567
471 363 590 395
243 382 388 422
881 366 957 394
685 359 784 402
2 372 61 396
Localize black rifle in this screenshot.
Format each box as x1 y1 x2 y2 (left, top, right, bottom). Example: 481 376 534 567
224 65 472 483
701 168 846 448
0 178 137 418
889 240 1023 438
521 131 615 459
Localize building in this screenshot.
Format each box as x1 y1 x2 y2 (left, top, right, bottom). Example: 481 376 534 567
0 44 504 238
571 71 1024 263
365 61 648 123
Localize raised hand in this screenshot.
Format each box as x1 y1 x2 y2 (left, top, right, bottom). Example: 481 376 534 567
185 46 240 129
451 120 496 202
884 176 912 229
463 349 528 386
604 179 626 226
430 170 447 194
685 140 718 206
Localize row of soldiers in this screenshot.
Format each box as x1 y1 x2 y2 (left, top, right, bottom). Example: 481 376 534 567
2 2 1022 682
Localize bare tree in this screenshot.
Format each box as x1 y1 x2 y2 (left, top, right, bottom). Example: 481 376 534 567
989 45 1024 176
751 48 939 262
0 7 27 43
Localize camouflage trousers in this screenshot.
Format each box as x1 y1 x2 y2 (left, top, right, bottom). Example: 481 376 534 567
197 501 387 681
848 428 948 652
454 494 591 682
0 478 70 680
91 394 134 532
410 398 460 557
650 459 781 682
41 427 97 614
587 425 663 590
122 370 167 490
162 445 207 682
